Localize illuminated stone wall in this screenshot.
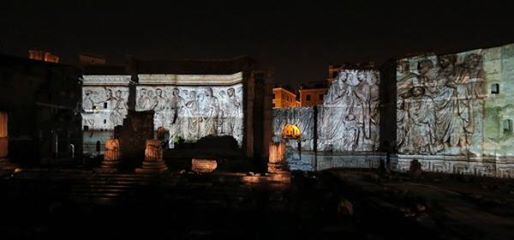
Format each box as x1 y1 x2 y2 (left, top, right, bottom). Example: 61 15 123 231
272 69 380 153
394 43 514 177
82 87 130 130
135 84 243 146
82 73 244 154
136 73 244 146
272 107 315 151
318 69 380 152
81 75 130 154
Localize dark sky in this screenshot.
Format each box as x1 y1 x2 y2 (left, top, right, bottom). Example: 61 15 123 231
1 0 513 88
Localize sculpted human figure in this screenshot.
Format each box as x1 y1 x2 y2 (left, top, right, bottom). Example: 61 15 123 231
417 59 438 96
404 86 436 154
460 53 485 99
197 87 219 137
227 87 243 143
217 90 231 135
83 89 96 111
397 60 421 151
153 88 167 128
141 89 157 110
323 70 349 106
170 88 185 126
453 53 485 151
356 71 379 146
342 114 362 152
184 90 199 139
137 88 147 111
110 90 127 127
434 54 458 150
344 70 364 113
104 89 116 109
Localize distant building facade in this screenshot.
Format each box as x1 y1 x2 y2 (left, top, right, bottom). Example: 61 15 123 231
28 50 60 63
298 87 327 107
272 87 299 108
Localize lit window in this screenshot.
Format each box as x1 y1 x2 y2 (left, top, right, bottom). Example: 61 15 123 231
491 83 500 94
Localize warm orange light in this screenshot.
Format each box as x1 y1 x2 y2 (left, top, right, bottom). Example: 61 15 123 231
282 124 301 139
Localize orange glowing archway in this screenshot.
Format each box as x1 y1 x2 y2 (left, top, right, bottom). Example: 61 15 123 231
282 124 301 139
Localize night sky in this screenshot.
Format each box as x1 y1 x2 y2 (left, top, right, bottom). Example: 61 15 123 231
1 0 513 88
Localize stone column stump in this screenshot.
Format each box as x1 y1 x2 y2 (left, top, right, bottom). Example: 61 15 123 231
135 139 168 173
267 141 288 173
99 139 121 170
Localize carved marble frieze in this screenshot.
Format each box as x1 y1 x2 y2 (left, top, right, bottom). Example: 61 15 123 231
81 86 129 130
318 69 380 152
396 51 487 156
135 84 243 146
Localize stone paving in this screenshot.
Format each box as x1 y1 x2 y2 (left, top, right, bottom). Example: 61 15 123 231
0 168 513 239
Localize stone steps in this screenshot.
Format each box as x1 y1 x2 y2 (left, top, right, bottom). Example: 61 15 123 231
6 168 291 206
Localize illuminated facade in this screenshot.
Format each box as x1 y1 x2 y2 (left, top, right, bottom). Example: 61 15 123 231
391 44 514 177
81 57 271 160
28 50 60 63
299 87 327 107
271 43 514 177
272 87 299 108
135 73 244 146
273 69 380 153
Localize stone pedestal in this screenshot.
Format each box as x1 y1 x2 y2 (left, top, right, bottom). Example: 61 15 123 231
99 139 121 170
268 141 288 173
135 139 168 173
191 159 217 173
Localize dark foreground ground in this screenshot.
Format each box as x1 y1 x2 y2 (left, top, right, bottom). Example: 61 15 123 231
0 168 513 240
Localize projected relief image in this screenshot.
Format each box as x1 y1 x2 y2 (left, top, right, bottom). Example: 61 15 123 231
135 84 243 146
396 44 514 156
272 69 380 153
82 86 129 130
319 69 380 152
